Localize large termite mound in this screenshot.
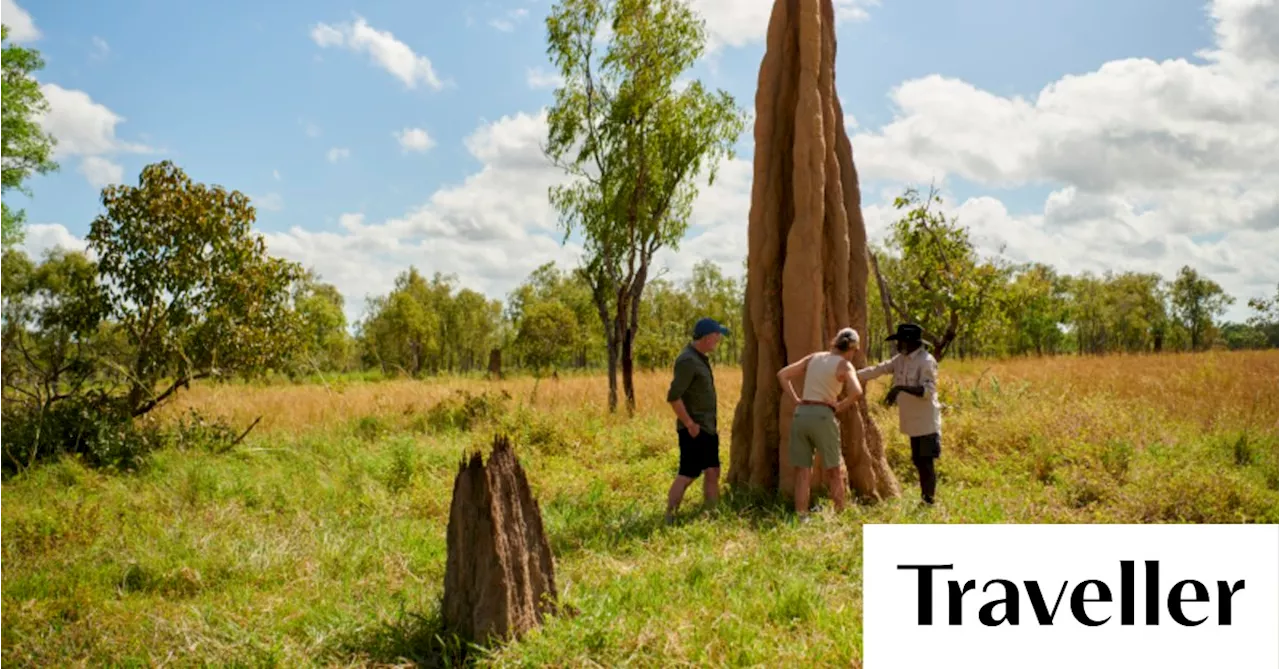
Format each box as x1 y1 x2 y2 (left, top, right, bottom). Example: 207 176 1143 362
443 434 557 642
729 0 900 501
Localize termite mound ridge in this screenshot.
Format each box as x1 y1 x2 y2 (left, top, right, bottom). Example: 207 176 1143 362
729 0 901 501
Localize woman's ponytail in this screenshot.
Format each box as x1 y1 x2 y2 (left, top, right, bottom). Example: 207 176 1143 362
833 327 859 352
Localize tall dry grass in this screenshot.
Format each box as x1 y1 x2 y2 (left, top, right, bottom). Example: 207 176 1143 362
3 349 1275 666
162 350 1277 439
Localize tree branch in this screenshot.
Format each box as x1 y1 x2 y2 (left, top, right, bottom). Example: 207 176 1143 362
131 371 211 418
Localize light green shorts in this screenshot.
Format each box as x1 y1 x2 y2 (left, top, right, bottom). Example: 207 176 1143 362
789 404 842 469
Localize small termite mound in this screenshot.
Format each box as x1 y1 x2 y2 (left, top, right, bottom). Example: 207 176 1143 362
442 434 557 642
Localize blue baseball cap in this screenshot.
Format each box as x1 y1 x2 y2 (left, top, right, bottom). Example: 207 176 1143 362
693 317 730 339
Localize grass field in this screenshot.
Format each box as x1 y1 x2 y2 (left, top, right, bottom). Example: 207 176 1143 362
3 351 1277 667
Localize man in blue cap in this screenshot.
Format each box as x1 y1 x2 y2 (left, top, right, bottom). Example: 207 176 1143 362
664 317 730 524
857 323 943 505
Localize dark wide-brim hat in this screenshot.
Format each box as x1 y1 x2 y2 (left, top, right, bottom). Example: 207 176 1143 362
886 323 924 343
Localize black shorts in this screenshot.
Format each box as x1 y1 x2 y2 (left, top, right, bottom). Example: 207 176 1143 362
677 428 721 478
910 433 941 460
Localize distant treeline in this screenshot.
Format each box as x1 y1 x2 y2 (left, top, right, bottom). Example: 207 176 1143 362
324 255 1278 378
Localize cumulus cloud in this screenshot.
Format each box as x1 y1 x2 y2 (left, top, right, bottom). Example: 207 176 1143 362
37 84 151 158
395 127 435 153
20 223 89 259
1 0 40 42
78 156 123 189
310 16 444 90
327 147 350 163
848 0 1278 315
265 108 761 323
35 83 152 188
689 0 880 52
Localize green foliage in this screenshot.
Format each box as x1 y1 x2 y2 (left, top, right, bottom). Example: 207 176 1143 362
507 261 600 368
1001 263 1069 355
292 271 351 375
516 299 581 374
875 186 1008 360
1 24 59 249
359 268 501 377
420 389 511 433
172 409 240 454
544 0 745 410
1067 271 1170 355
1169 265 1233 351
1247 292 1278 329
1 393 160 474
89 161 306 417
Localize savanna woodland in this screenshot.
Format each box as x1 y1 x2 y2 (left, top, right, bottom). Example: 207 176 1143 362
2 1 1277 667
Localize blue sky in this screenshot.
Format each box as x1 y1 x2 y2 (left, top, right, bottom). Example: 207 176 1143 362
5 0 1276 323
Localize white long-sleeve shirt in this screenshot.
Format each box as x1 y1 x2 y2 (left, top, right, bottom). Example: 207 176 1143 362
856 347 941 438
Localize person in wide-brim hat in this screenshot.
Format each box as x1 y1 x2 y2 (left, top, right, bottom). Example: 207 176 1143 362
856 322 944 505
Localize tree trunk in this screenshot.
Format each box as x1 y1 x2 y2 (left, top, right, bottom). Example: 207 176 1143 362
621 325 636 415
621 263 651 416
605 340 619 412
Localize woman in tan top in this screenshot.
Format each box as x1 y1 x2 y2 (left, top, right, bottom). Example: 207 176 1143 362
776 327 864 518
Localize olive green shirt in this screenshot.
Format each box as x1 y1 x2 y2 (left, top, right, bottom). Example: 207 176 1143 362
667 343 717 434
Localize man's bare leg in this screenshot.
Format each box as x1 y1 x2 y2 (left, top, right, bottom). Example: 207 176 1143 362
667 475 695 522
824 466 847 513
702 467 720 510
794 467 813 516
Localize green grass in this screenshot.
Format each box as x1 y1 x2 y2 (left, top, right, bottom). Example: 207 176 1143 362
3 353 1277 666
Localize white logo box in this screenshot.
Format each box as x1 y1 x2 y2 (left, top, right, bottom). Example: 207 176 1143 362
863 524 1280 669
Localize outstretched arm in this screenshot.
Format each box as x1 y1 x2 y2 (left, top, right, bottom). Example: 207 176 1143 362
856 356 896 383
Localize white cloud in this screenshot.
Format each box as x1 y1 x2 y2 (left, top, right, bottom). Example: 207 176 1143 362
1 0 40 42
273 169 282 180
78 156 123 189
490 8 529 33
21 224 88 259
264 109 764 324
302 120 322 138
35 84 151 188
263 111 585 323
37 84 151 158
394 127 436 153
846 0 1278 318
688 0 880 52
90 36 110 60
327 147 350 163
526 67 565 90
253 193 284 211
310 16 443 90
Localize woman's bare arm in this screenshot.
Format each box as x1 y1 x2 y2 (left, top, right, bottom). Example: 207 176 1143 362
776 354 814 405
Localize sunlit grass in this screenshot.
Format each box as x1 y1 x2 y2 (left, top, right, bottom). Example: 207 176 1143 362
3 350 1276 666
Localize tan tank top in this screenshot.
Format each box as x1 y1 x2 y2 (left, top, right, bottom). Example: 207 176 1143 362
801 352 845 403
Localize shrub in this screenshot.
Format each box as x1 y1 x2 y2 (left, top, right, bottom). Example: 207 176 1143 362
385 439 417 494
173 409 241 453
354 415 387 442
1 393 162 475
420 390 510 433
